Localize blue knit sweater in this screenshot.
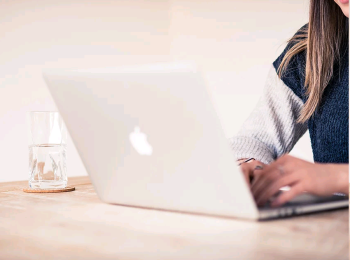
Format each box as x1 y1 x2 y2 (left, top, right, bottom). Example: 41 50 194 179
273 25 349 164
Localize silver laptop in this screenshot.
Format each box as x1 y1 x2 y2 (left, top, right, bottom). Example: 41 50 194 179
43 63 348 220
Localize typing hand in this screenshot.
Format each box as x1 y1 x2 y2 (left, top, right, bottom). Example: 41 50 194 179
239 159 266 188
251 154 349 207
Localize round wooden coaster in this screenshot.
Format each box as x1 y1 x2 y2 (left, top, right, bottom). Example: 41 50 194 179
23 186 75 193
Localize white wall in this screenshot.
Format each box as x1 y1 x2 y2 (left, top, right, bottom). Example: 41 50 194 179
0 0 312 182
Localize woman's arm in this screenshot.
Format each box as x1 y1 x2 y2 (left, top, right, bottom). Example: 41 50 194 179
230 65 308 164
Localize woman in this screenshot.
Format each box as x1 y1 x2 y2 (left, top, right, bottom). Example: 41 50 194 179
230 0 349 207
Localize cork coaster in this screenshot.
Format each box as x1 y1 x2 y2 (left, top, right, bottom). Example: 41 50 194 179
23 186 75 193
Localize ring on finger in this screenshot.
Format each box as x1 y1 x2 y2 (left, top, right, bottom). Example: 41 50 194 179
254 165 264 170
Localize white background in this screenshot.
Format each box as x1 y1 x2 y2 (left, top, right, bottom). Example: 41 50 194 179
0 0 312 182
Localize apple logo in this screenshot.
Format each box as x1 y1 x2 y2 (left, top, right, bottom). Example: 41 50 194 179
129 126 153 156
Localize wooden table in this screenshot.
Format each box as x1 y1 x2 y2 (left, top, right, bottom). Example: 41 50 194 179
0 177 348 260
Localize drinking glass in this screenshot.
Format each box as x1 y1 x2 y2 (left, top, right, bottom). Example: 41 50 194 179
27 112 67 189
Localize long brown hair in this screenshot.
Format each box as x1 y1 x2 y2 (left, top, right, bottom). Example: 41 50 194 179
277 0 349 123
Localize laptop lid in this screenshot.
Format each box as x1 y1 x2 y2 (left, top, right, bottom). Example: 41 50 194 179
43 63 259 220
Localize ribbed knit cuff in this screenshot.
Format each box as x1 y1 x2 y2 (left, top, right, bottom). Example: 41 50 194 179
229 136 275 164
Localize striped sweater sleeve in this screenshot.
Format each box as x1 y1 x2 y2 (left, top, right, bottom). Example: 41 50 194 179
229 65 308 164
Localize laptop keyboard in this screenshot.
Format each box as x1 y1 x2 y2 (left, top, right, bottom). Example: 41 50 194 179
259 192 348 209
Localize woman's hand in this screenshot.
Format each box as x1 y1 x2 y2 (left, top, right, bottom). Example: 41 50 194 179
251 154 349 207
239 159 266 187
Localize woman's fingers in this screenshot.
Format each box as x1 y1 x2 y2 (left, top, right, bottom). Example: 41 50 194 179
240 163 252 186
270 183 304 207
251 156 292 198
240 160 265 187
251 167 283 198
255 172 301 206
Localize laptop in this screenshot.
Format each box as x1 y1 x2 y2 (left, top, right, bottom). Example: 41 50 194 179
43 63 348 220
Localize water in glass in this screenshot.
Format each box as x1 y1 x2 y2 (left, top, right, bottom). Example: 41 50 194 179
29 144 67 189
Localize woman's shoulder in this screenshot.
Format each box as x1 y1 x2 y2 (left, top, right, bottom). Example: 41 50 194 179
272 23 308 101
273 23 308 67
